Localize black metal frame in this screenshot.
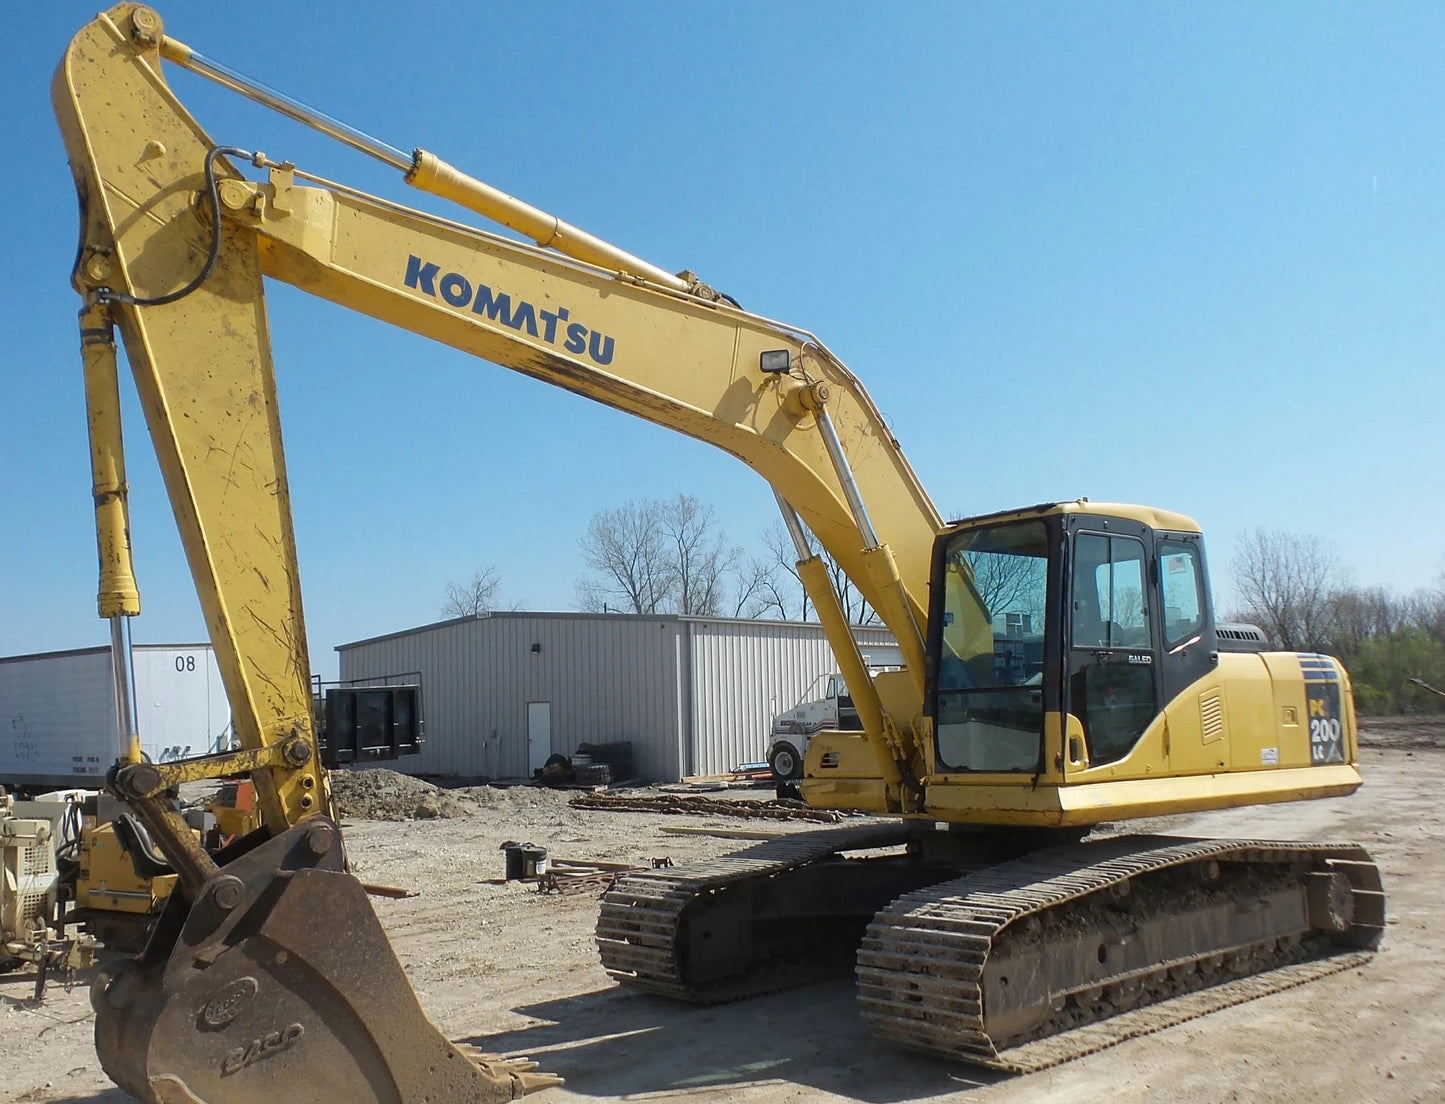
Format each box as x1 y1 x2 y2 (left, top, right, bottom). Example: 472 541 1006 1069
313 675 424 766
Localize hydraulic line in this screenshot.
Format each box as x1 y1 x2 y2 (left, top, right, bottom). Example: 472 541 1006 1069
157 39 410 170
97 145 253 308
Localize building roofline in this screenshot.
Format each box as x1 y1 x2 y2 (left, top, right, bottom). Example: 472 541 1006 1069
335 611 894 652
0 643 213 666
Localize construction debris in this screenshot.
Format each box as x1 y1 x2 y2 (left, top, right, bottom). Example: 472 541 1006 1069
569 792 844 823
533 742 635 788
329 769 469 821
536 754 612 789
670 765 774 789
658 825 788 841
360 882 418 899
329 770 577 821
537 857 672 896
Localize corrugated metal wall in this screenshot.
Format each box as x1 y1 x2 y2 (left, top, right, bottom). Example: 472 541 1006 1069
337 613 898 782
0 644 229 788
684 621 899 776
337 614 686 781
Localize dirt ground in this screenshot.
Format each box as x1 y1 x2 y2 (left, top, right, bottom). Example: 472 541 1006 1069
3 719 1443 1104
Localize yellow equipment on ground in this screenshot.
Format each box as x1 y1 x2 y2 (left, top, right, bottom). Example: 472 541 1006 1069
71 783 260 953
0 791 96 993
51 6 1383 1101
74 820 177 949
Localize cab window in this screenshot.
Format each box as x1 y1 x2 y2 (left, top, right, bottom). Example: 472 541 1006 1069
1069 533 1157 765
1159 540 1204 647
1073 535 1150 649
934 520 1050 772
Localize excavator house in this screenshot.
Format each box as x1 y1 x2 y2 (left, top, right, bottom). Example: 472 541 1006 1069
52 6 1383 1103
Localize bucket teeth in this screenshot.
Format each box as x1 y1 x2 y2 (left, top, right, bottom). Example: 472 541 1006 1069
454 1043 565 1094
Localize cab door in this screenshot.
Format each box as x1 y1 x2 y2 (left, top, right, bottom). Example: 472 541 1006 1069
1154 531 1227 774
1065 520 1160 769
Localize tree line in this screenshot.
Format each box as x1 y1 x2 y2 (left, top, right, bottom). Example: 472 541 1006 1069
572 494 877 624
1230 529 1445 714
440 493 877 626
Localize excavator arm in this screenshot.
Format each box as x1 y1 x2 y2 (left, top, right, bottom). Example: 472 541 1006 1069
56 5 943 803
53 6 942 1102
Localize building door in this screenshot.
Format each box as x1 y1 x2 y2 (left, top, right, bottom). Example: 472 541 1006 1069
527 701 552 774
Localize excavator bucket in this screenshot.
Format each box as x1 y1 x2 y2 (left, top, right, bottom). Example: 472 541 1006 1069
92 818 559 1104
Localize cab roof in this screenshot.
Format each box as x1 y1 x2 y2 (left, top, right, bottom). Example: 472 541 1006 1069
945 500 1202 534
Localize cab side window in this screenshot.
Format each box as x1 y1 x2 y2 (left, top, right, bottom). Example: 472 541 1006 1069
1159 540 1204 647
1072 535 1151 650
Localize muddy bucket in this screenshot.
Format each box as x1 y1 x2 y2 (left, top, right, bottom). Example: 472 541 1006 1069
503 842 548 880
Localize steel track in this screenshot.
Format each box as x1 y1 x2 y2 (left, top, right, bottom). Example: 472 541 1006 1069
597 822 914 1000
856 835 1384 1070
597 828 1384 1070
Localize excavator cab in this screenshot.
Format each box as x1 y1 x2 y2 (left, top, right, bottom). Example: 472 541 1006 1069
930 502 1216 776
920 501 1360 824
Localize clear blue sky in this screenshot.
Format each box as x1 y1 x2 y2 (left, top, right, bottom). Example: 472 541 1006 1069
4 2 1442 677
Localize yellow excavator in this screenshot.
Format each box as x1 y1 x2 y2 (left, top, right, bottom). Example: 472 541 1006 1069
53 6 1383 1101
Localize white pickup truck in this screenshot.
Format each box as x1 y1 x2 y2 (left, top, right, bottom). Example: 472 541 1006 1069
766 672 863 783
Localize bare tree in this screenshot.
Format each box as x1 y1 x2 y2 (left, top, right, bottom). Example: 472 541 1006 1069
729 554 780 618
1230 529 1341 651
576 496 877 619
758 522 811 620
1420 563 1445 646
1212 545 1445 714
659 495 739 616
575 500 674 614
441 565 503 618
943 505 1047 628
964 549 1048 625
826 553 880 625
756 521 878 625
1328 585 1400 657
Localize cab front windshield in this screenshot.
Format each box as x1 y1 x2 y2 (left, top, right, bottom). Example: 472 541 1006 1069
935 520 1050 772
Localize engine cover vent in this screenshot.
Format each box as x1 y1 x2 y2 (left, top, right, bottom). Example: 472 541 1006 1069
1200 690 1225 743
1216 622 1269 653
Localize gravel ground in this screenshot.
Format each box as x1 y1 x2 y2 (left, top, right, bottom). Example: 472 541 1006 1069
1356 713 1445 749
2 719 1442 1104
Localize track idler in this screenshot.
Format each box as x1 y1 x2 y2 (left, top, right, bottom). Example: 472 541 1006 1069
92 817 559 1104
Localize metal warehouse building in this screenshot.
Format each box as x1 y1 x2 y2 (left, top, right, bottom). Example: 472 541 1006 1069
336 613 897 782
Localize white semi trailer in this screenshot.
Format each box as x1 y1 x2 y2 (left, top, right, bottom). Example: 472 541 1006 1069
0 644 231 792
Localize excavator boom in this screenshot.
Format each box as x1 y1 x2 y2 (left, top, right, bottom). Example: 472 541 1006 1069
53 5 943 1099
56 2 945 819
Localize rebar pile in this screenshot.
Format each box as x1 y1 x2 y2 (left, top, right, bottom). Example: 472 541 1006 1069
569 792 843 823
